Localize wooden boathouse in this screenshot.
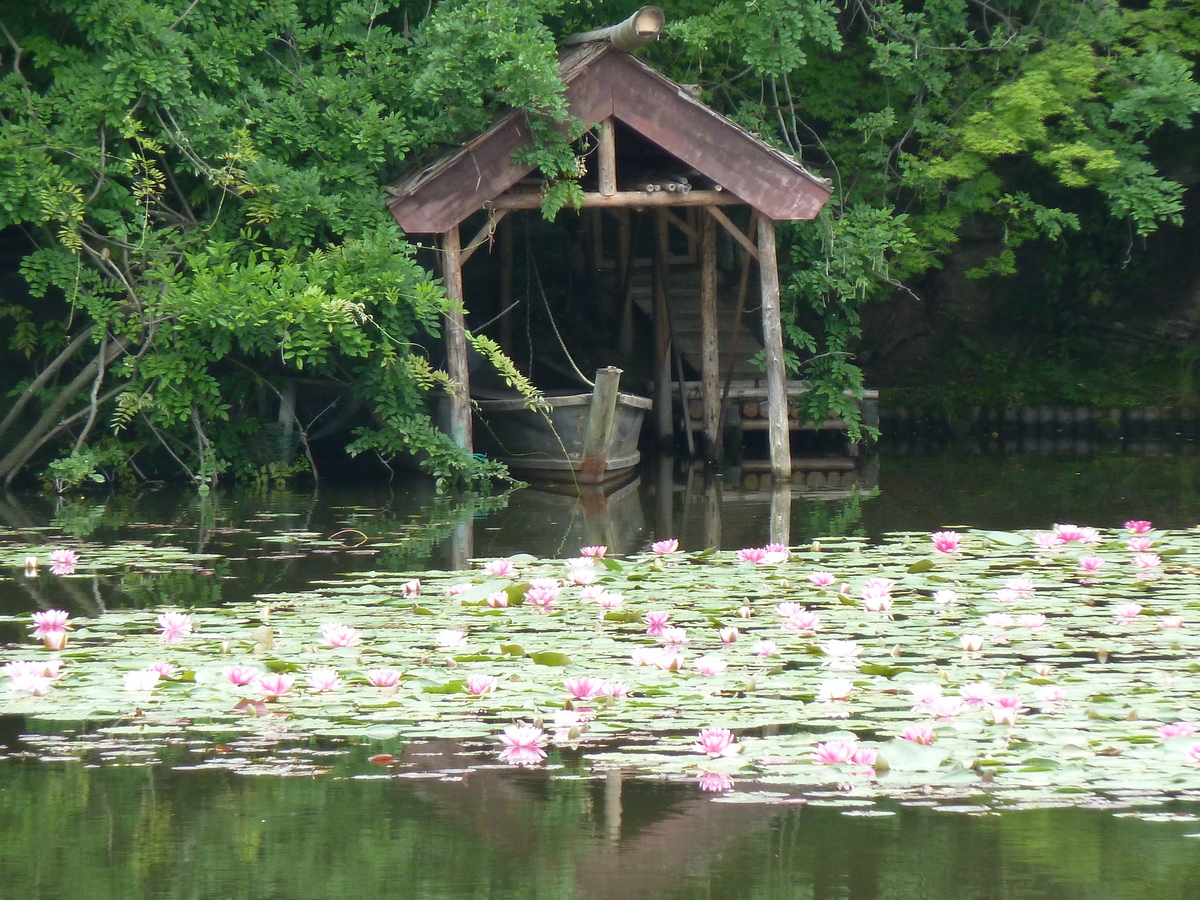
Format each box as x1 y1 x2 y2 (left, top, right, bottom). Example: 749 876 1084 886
386 9 847 480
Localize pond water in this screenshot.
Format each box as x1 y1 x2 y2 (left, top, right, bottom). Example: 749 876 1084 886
2 448 1200 899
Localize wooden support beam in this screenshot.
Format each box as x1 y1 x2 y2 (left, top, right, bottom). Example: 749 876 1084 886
663 208 699 242
706 205 758 260
598 118 617 196
488 189 740 211
457 209 507 266
653 211 673 443
758 216 790 480
441 225 473 453
616 210 635 356
699 209 721 461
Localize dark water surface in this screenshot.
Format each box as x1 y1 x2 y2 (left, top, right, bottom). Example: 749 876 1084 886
2 449 1200 899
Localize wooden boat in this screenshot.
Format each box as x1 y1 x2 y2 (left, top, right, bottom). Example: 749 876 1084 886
473 367 652 484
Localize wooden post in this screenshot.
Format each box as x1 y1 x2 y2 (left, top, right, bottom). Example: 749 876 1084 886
699 209 721 461
598 118 617 197
616 211 634 356
581 366 623 480
441 225 473 452
499 216 514 355
652 211 673 444
757 216 790 480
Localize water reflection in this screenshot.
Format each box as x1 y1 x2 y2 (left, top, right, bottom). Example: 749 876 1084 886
0 754 1196 900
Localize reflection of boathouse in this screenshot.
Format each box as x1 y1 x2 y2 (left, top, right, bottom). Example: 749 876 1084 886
387 12 874 479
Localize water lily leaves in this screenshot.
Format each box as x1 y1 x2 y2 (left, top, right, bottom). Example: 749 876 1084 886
529 651 572 667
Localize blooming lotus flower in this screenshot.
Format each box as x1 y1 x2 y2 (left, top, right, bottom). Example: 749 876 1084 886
644 611 672 636
808 571 836 588
48 548 79 575
601 681 630 698
258 673 295 700
698 772 734 793
595 590 625 611
1127 536 1153 552
991 694 1025 713
785 611 822 635
8 673 53 696
958 682 995 706
366 668 402 688
738 546 767 565
1017 613 1047 629
149 662 177 679
851 746 878 768
659 625 689 647
983 613 1013 628
224 665 262 686
319 622 361 648
401 579 421 598
465 674 498 695
816 679 854 702
763 543 790 564
157 611 194 644
1132 553 1161 570
822 640 861 668
31 610 70 635
1078 556 1104 572
929 697 967 719
650 650 685 671
1158 616 1184 629
908 683 943 713
307 669 341 692
719 626 739 644
860 580 893 612
448 582 471 595
525 585 559 612
1113 603 1143 622
3 660 61 680
776 602 804 618
1158 722 1197 739
1125 520 1153 534
1055 524 1100 544
994 588 1019 605
692 726 738 757
651 539 679 556
566 557 595 569
485 590 509 608
931 531 961 554
483 559 515 577
933 589 958 605
754 640 780 658
902 723 935 745
580 545 607 558
498 723 548 766
694 656 728 676
1033 532 1062 550
436 629 467 648
564 676 605 700
959 633 984 652
123 669 161 693
570 568 599 585
812 740 857 764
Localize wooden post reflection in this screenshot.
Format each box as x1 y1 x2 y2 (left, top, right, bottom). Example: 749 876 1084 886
605 768 622 845
703 474 722 550
449 516 474 571
769 479 791 547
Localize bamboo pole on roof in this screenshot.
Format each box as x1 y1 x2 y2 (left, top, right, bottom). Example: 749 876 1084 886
441 224 473 453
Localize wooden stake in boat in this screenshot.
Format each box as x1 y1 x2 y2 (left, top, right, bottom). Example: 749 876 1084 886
441 224 473 452
581 366 624 481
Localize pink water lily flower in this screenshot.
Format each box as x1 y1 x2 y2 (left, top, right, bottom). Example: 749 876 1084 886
565 676 605 700
860 578 893 612
483 559 515 577
485 590 510 608
31 610 70 635
1055 524 1100 544
1158 615 1184 629
692 726 738 757
822 640 861 668
644 611 672 636
401 579 421 598
1031 662 1055 677
463 674 497 695
738 546 767 565
1127 536 1153 552
785 611 822 634
307 669 341 692
812 740 858 765
1037 686 1066 706
929 697 967 719
436 629 467 648
719 626 739 644
650 650 685 671
737 605 751 618
902 723 935 745
600 681 629 698
123 669 161 693
566 557 595 570
258 673 295 700
931 531 961 554
1125 519 1153 534
959 633 985 652
525 584 560 611
816 679 854 702
1186 745 1200 765
908 683 943 713
1078 556 1104 572
1158 722 1197 739
570 568 599 585
1113 603 1143 621
763 543 790 564
48 548 79 575
595 590 625 611
651 538 679 556
958 682 995 706
994 588 1019 605
224 665 262 687
366 668 402 688
8 673 53 696
3 660 62 680
851 746 878 769
991 706 1019 726
808 571 836 588
698 772 734 793
1132 553 1161 570
694 656 728 676
580 545 607 558
933 589 958 605
776 602 804 617
983 613 1013 628
149 662 178 679
1017 613 1047 629
157 611 194 644
754 640 780 657
498 723 548 766
1033 532 1062 550
659 625 689 647
448 582 471 595
319 622 361 648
